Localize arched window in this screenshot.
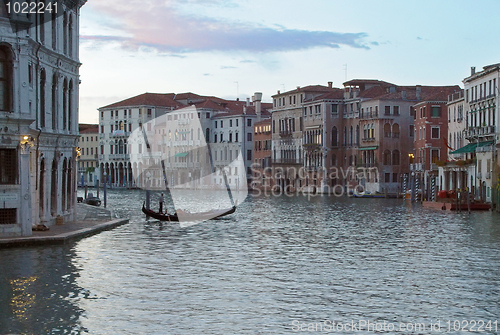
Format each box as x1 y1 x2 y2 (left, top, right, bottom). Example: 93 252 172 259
349 126 353 146
119 121 124 130
51 10 57 50
332 127 339 147
62 78 68 130
384 123 391 137
63 12 68 55
118 139 124 154
363 124 367 139
68 14 73 57
343 126 347 146
40 69 46 127
383 150 391 165
51 73 58 130
355 125 360 146
68 80 73 132
392 123 400 138
0 46 12 112
392 150 400 165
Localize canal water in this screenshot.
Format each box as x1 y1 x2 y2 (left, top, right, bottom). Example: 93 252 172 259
1 189 500 334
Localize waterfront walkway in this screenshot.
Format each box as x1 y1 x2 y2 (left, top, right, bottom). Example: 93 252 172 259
0 204 129 248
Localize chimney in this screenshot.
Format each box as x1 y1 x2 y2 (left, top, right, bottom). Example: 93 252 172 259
471 66 476 76
328 81 333 88
254 92 262 122
277 90 280 94
296 86 300 90
246 98 250 106
243 106 247 114
236 98 239 101
416 85 421 100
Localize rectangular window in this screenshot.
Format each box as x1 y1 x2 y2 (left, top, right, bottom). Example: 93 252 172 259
147 109 152 117
385 106 391 115
247 133 252 141
0 149 17 184
221 120 224 128
230 120 233 127
431 106 441 117
431 127 440 139
247 119 252 127
393 106 399 115
235 133 239 142
0 208 16 224
393 173 398 183
101 145 104 155
431 149 439 163
409 125 414 137
331 104 338 114
247 150 252 161
215 121 217 129
385 173 390 183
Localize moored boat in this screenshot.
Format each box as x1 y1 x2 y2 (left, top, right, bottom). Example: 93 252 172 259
142 203 236 222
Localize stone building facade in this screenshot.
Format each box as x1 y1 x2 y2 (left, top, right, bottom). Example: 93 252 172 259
0 1 86 236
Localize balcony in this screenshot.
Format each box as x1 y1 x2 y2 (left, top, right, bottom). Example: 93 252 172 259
303 143 321 152
110 130 129 138
464 125 495 139
272 159 304 165
109 154 130 160
279 130 293 138
410 163 424 171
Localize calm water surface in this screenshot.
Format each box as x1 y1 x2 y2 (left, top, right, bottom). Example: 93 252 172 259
1 189 500 334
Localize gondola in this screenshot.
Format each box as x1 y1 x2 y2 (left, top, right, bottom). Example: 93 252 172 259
142 202 236 222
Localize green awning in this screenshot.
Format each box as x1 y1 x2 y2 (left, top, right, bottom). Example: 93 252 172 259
359 146 378 151
174 152 189 157
450 141 494 154
450 143 477 154
478 140 494 148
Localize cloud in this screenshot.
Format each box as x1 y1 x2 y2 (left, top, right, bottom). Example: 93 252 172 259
221 65 237 69
85 0 373 53
240 60 256 63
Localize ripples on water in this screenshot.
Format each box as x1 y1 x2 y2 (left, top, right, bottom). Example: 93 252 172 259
1 189 500 334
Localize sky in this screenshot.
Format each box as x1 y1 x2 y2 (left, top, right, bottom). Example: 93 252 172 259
78 0 500 124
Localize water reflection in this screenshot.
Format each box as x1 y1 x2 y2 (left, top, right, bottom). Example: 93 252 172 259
1 189 500 334
0 246 86 334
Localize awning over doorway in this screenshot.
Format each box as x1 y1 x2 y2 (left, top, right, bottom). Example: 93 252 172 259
450 143 477 154
359 146 378 151
174 152 189 157
450 140 494 154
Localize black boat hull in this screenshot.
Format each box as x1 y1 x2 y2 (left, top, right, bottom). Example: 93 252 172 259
142 203 235 222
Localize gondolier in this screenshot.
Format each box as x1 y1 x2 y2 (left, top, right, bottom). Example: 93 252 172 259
159 193 164 213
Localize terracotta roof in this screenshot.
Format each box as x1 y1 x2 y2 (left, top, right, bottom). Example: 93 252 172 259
173 92 205 101
272 85 336 97
343 79 394 87
79 124 98 133
311 89 345 101
254 118 272 126
100 93 180 109
193 99 229 111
